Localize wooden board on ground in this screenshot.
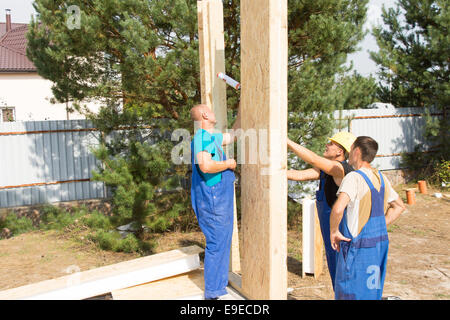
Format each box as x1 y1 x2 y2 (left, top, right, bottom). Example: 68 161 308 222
112 269 246 300
240 0 288 300
111 269 204 300
0 245 203 300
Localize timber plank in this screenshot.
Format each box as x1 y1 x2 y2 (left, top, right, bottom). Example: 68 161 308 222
240 0 288 299
197 0 241 273
111 269 204 300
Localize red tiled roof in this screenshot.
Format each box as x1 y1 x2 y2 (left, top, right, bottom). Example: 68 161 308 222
0 22 27 38
1 24 29 53
0 22 36 72
0 43 36 72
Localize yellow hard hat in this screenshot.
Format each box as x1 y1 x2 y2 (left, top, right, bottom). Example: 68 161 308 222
329 131 356 153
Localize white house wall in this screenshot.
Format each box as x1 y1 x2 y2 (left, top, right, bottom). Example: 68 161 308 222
0 73 101 121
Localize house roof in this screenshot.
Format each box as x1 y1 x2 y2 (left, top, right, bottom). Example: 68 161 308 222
0 22 36 72
0 22 27 38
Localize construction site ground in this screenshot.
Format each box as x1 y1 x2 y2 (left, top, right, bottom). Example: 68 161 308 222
0 186 448 300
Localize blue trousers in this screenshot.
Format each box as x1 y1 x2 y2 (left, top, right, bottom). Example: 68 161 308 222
191 161 235 298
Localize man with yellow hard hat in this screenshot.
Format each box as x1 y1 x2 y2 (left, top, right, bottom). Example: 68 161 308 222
287 131 356 289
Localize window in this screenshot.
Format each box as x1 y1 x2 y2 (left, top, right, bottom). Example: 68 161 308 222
1 107 15 122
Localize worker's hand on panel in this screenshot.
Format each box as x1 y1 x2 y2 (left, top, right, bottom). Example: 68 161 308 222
226 159 237 170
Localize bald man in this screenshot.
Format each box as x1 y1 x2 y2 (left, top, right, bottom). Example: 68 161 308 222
190 103 241 300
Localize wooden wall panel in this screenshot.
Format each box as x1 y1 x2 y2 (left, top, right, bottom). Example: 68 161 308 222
197 0 227 132
240 0 288 300
197 0 241 273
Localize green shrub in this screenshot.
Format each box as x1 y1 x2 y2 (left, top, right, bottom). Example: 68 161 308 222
39 205 84 230
433 160 450 188
89 230 141 253
288 199 302 229
117 234 141 253
1 214 35 236
400 147 449 188
90 230 117 251
0 204 154 254
80 210 112 230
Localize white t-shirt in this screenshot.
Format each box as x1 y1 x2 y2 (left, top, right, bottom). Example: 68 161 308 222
337 167 399 238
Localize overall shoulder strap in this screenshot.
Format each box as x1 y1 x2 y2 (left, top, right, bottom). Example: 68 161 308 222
355 170 376 191
378 171 385 189
318 170 326 189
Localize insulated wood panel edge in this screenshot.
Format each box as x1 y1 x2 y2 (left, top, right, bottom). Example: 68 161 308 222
197 0 241 273
314 203 324 279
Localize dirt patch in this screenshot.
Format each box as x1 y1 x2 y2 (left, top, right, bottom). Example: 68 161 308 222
0 229 138 291
0 187 448 300
381 189 450 300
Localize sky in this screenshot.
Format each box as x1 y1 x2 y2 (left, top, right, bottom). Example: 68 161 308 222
346 0 398 77
0 0 398 78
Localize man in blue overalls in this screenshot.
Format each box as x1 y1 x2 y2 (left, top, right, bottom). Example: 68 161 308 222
330 136 405 300
190 103 241 300
287 132 356 289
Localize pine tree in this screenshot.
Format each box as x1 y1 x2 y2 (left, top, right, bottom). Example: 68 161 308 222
371 0 449 160
27 0 197 240
286 0 374 153
337 72 378 110
27 0 199 120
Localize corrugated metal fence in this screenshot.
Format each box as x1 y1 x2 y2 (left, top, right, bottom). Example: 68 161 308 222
0 120 105 208
333 107 442 170
0 107 443 208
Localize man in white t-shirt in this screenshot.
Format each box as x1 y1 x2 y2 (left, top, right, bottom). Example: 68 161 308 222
329 136 405 300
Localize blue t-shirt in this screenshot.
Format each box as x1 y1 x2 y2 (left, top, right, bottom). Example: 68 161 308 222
192 129 225 187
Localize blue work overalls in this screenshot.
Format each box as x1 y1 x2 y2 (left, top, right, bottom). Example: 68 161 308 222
335 170 389 300
191 135 235 299
316 171 339 289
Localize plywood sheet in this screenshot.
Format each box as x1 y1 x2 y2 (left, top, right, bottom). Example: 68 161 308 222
240 0 288 300
111 269 204 300
197 0 241 273
197 0 227 130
